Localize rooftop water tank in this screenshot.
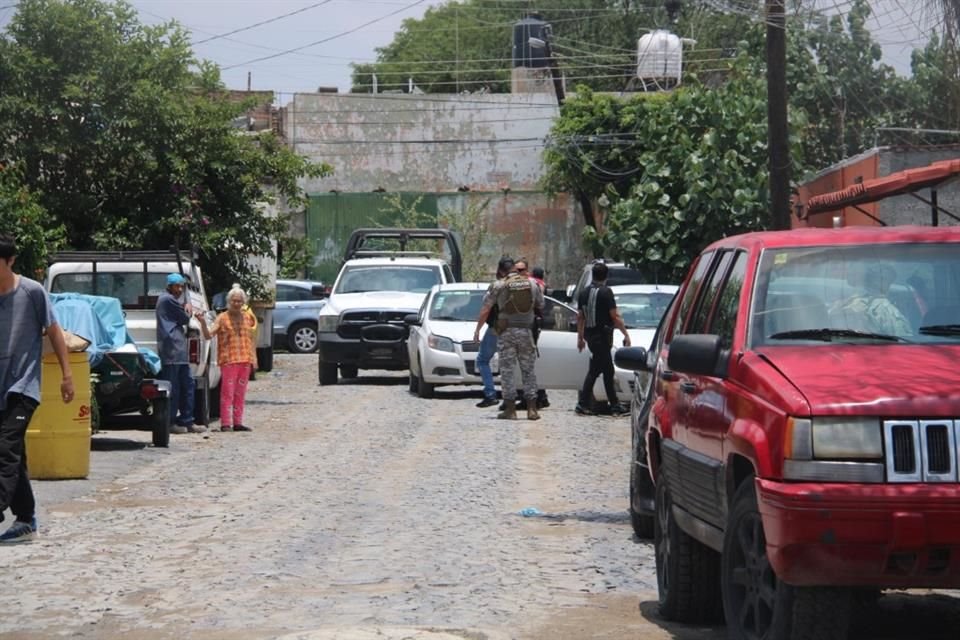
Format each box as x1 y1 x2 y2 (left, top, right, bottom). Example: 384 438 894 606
513 14 550 69
636 29 682 83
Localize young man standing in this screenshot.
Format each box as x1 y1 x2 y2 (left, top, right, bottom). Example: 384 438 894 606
0 233 75 543
156 273 202 433
472 257 513 408
576 262 631 416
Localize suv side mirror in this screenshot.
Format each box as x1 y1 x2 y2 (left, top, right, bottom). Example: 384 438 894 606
667 334 725 378
614 346 649 372
311 284 329 299
403 313 421 327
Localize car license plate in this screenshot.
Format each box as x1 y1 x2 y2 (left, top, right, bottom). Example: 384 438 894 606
370 347 392 357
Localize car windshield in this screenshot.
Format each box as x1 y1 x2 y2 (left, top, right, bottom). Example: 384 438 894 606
607 266 647 287
751 242 960 346
51 272 171 309
429 290 484 321
615 291 675 328
335 265 441 294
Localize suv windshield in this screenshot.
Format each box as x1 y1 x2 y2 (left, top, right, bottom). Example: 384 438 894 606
335 265 441 294
752 243 960 346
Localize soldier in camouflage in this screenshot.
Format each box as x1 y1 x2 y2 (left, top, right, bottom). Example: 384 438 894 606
828 262 913 336
476 262 544 420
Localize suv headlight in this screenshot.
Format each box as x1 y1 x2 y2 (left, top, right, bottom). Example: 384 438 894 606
427 334 455 352
318 315 339 332
784 417 884 482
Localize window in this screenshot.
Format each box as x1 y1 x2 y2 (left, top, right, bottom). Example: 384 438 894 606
711 252 747 349
542 297 577 332
688 251 735 334
51 272 169 309
669 251 715 339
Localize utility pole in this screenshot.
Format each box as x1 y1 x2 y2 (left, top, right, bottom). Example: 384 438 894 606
543 29 565 106
766 0 791 230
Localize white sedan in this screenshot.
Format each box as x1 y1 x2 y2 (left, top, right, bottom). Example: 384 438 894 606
406 282 676 402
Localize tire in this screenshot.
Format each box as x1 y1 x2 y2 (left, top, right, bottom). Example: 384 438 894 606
151 395 170 448
408 370 418 393
654 468 723 624
287 321 319 354
416 358 434 399
721 480 852 640
629 399 654 538
319 360 338 385
194 377 211 427
257 346 274 372
340 364 358 379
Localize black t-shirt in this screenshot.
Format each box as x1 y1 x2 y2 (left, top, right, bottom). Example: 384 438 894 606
578 284 617 335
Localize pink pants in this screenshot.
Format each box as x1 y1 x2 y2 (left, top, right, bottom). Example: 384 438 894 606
220 363 252 427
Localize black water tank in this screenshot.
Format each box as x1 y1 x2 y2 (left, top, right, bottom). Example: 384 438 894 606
512 14 550 69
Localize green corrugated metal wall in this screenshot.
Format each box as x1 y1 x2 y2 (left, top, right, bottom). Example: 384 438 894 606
305 193 438 282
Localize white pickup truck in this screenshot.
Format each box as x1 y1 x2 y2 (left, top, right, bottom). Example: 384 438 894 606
45 250 222 426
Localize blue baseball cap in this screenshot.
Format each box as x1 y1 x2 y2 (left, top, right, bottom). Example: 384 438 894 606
166 273 186 286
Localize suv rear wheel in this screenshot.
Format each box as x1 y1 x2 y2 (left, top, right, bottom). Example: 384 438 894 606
654 468 723 624
721 480 852 640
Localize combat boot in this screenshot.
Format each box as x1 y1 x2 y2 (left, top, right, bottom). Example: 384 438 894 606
497 405 517 420
526 406 540 421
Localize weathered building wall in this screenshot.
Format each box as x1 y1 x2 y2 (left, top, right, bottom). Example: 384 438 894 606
282 93 589 287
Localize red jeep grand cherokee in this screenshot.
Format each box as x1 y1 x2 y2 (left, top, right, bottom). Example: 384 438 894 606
615 225 960 639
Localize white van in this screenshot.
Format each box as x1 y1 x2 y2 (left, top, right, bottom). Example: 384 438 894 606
45 250 222 425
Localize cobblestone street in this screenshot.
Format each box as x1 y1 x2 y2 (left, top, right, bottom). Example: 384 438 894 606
2 354 958 639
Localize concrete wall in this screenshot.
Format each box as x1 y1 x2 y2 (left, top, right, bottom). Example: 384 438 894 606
281 92 590 287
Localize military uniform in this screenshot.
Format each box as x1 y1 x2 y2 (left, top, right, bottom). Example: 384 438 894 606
829 295 912 336
493 272 544 419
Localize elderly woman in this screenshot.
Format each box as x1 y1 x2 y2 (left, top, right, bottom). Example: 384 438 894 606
197 284 257 432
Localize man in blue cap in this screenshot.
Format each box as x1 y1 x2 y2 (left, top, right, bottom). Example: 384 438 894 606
156 273 202 433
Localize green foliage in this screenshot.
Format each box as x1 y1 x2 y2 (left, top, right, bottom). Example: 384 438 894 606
0 163 66 280
0 0 331 300
438 196 493 281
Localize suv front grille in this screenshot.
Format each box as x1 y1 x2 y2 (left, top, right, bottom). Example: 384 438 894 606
339 310 411 340
885 420 959 482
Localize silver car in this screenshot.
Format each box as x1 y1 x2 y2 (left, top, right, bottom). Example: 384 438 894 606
274 279 328 353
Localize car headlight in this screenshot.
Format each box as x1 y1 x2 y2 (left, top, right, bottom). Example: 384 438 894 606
318 315 339 332
788 417 882 460
784 416 884 483
427 334 455 352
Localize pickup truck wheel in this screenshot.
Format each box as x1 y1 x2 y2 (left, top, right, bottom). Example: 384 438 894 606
721 480 851 640
151 396 170 448
416 358 434 399
654 469 723 623
407 370 418 393
287 322 318 354
257 346 274 372
340 365 358 379
319 360 338 385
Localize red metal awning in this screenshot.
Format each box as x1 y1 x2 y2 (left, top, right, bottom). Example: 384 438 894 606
806 158 960 215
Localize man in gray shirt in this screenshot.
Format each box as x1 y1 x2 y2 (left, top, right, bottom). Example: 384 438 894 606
0 233 74 543
156 273 199 434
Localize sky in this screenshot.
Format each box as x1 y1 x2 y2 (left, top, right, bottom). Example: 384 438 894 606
0 1 938 100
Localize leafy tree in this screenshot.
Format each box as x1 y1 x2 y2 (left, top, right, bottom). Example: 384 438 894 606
0 163 66 280
0 0 331 298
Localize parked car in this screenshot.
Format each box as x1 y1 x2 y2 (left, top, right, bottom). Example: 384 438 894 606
405 283 490 398
610 284 678 396
274 279 328 354
405 282 668 402
615 225 960 638
564 260 651 306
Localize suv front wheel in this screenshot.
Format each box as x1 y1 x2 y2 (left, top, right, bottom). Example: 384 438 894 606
721 479 852 640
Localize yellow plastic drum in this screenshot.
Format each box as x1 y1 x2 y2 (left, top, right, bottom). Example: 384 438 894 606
25 352 92 480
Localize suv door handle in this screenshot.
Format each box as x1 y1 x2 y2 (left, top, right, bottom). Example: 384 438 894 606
660 370 677 381
680 381 696 394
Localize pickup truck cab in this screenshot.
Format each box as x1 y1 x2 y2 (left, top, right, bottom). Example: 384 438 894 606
45 250 221 426
615 225 960 639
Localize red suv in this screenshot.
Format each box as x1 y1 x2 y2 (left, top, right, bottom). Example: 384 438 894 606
615 225 960 639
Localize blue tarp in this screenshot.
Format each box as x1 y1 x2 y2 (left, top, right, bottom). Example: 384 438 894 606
49 293 161 374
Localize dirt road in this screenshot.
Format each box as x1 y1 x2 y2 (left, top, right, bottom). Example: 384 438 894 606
2 354 958 639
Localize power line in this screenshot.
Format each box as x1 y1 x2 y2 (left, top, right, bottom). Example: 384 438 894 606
193 0 335 45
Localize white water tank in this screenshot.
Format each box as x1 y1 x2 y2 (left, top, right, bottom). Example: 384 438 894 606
636 29 682 84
